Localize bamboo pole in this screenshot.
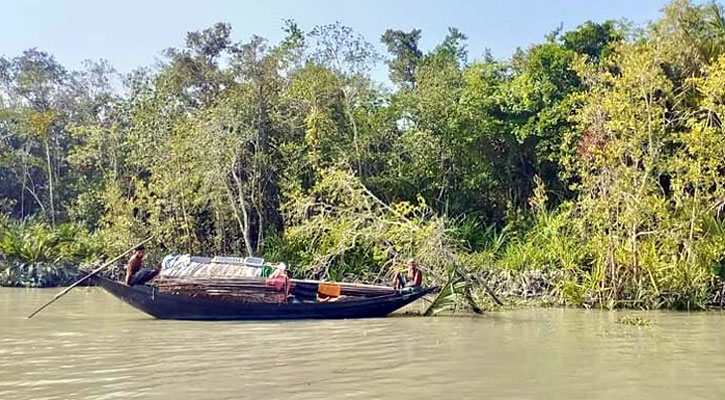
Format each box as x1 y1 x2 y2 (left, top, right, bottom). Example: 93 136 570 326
26 236 154 319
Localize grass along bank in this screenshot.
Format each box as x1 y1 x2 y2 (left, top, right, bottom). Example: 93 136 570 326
0 217 102 287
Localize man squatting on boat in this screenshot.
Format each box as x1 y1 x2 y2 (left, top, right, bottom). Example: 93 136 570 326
393 258 423 289
125 246 158 286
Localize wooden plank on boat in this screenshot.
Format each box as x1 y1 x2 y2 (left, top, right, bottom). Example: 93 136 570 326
151 275 397 304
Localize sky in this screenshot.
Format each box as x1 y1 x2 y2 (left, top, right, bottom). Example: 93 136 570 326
1 0 673 84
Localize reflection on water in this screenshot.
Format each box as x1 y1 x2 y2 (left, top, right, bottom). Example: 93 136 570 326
1 287 724 400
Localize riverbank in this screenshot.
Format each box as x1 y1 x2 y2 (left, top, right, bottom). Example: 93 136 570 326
0 260 83 288
0 259 119 288
6 261 724 311
473 267 725 311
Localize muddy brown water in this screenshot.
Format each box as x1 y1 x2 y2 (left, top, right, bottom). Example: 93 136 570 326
1 287 724 400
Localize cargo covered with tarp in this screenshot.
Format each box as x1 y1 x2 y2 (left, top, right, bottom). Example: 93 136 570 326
158 255 276 279
151 254 398 304
153 255 288 303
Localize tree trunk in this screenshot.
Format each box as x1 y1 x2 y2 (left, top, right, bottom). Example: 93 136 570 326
229 163 255 257
238 188 254 257
255 205 264 254
21 147 27 219
179 190 194 253
44 139 55 226
342 88 362 175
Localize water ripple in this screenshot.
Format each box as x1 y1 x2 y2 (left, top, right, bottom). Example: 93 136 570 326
2 288 725 400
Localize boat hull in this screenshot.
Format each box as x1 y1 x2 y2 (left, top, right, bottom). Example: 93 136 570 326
89 274 434 320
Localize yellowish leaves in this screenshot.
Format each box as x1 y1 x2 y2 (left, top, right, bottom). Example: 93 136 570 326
390 201 415 218
283 167 460 283
688 54 725 120
23 109 58 139
528 175 548 214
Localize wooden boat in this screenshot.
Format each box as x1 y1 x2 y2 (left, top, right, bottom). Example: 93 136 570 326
89 274 436 320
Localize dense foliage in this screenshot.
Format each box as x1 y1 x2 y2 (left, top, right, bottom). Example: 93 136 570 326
2 1 725 309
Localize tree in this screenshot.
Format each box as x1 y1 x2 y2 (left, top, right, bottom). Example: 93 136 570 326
161 22 233 109
308 22 379 175
381 29 422 88
504 21 622 200
0 50 68 224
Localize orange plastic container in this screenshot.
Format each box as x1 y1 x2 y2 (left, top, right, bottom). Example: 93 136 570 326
317 282 341 297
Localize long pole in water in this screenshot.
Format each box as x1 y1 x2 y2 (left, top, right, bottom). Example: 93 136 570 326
26 236 154 319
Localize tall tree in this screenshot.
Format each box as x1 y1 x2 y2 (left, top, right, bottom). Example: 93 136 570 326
381 29 422 88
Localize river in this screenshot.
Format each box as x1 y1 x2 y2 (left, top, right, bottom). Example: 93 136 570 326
1 287 724 400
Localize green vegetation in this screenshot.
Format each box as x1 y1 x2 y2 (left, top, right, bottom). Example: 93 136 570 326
1 1 725 309
0 216 102 286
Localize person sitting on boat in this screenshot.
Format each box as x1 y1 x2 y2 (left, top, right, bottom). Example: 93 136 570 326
393 259 423 289
267 263 291 294
125 246 146 285
124 245 160 286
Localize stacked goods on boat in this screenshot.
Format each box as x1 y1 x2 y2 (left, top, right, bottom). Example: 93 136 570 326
153 255 288 303
291 280 396 299
152 254 397 303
